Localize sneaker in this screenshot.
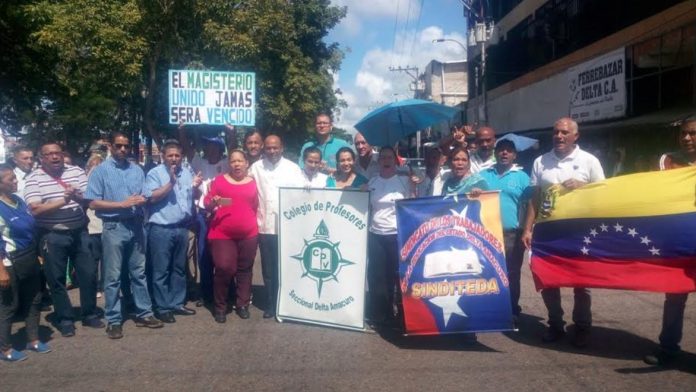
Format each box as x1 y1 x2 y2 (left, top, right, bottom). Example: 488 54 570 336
27 341 52 354
214 312 227 324
135 316 164 328
1 349 28 362
58 323 76 338
572 328 591 348
644 348 679 366
106 324 123 339
542 326 565 342
236 306 250 319
82 317 105 329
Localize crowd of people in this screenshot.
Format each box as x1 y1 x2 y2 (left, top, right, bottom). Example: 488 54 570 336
0 112 693 367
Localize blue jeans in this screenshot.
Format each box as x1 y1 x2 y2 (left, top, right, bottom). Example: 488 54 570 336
659 293 689 352
148 224 188 313
102 219 153 325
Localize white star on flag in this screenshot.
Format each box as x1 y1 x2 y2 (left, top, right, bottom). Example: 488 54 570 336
449 205 469 233
581 246 589 255
613 223 623 232
600 223 609 232
429 295 467 326
583 236 592 245
640 236 652 245
648 247 661 256
589 228 598 237
627 228 638 237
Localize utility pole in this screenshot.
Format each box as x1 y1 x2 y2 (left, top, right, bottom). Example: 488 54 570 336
388 65 424 157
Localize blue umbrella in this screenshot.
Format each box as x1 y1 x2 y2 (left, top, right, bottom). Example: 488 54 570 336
355 99 460 146
496 133 539 152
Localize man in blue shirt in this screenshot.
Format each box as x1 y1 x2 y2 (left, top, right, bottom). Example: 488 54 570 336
85 132 163 339
299 113 353 174
480 139 531 325
144 140 202 323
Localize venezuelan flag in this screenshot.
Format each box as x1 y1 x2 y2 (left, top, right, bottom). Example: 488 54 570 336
531 166 696 293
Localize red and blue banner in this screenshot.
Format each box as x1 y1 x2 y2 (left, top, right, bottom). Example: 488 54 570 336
396 193 514 335
531 166 696 293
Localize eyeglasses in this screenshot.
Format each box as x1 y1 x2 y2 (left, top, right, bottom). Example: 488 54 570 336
114 143 130 149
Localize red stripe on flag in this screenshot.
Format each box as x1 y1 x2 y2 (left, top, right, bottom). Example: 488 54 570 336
402 295 439 335
530 255 696 293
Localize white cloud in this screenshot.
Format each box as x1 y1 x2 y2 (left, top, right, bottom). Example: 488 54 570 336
332 0 422 37
334 26 467 132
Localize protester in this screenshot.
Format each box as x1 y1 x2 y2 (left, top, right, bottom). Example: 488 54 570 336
470 127 497 173
24 142 102 337
521 117 605 348
205 150 259 323
299 113 352 173
85 154 104 298
249 135 303 318
644 115 696 366
244 130 264 165
144 140 202 323
415 145 450 197
439 125 469 157
326 147 368 189
480 139 531 324
179 123 232 307
12 146 34 199
353 132 380 179
85 132 163 339
366 146 415 327
0 164 51 362
441 146 489 195
301 147 328 187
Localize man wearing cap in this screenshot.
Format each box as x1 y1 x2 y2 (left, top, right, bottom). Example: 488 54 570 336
299 113 352 174
521 117 604 348
178 124 234 306
480 138 531 325
470 126 497 173
354 132 380 179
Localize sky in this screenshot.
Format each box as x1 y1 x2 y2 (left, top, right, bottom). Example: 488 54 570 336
328 0 468 133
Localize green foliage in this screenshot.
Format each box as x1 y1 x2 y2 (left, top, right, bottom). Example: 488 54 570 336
0 0 346 155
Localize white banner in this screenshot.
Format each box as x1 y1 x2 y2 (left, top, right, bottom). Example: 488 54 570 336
168 69 255 126
277 188 368 331
568 47 626 123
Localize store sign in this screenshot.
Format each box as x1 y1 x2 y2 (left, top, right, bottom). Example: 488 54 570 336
568 47 626 123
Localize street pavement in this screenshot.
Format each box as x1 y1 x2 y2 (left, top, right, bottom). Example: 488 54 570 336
2 260 694 391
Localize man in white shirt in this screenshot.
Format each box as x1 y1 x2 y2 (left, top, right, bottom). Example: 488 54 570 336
470 127 497 173
416 145 449 197
249 135 303 318
354 132 380 179
12 146 34 199
522 117 605 348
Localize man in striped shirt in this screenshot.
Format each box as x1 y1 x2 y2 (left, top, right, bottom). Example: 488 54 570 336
24 142 103 337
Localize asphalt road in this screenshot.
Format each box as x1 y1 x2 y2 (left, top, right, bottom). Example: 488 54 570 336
2 261 694 391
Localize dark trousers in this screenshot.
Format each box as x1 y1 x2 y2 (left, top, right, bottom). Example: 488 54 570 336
148 224 188 313
541 287 592 330
659 293 689 352
258 234 278 312
0 265 42 351
196 211 214 302
40 227 97 324
210 237 258 314
367 233 400 321
503 230 524 316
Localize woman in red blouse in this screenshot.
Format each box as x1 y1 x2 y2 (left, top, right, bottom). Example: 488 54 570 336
204 150 259 323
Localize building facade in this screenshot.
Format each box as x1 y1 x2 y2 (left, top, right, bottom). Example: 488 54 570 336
465 0 696 173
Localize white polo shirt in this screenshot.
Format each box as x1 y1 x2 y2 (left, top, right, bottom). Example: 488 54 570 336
249 157 304 235
530 145 605 190
470 152 496 174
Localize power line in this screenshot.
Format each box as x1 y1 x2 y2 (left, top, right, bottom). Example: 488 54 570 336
390 0 402 67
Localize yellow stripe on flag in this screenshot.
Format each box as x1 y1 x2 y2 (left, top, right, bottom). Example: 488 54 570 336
538 166 696 222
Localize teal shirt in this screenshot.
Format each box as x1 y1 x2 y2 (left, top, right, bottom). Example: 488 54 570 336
442 173 489 195
299 136 353 170
479 165 531 230
326 173 368 189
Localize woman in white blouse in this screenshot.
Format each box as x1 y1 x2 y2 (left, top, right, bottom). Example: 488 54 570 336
366 146 414 327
